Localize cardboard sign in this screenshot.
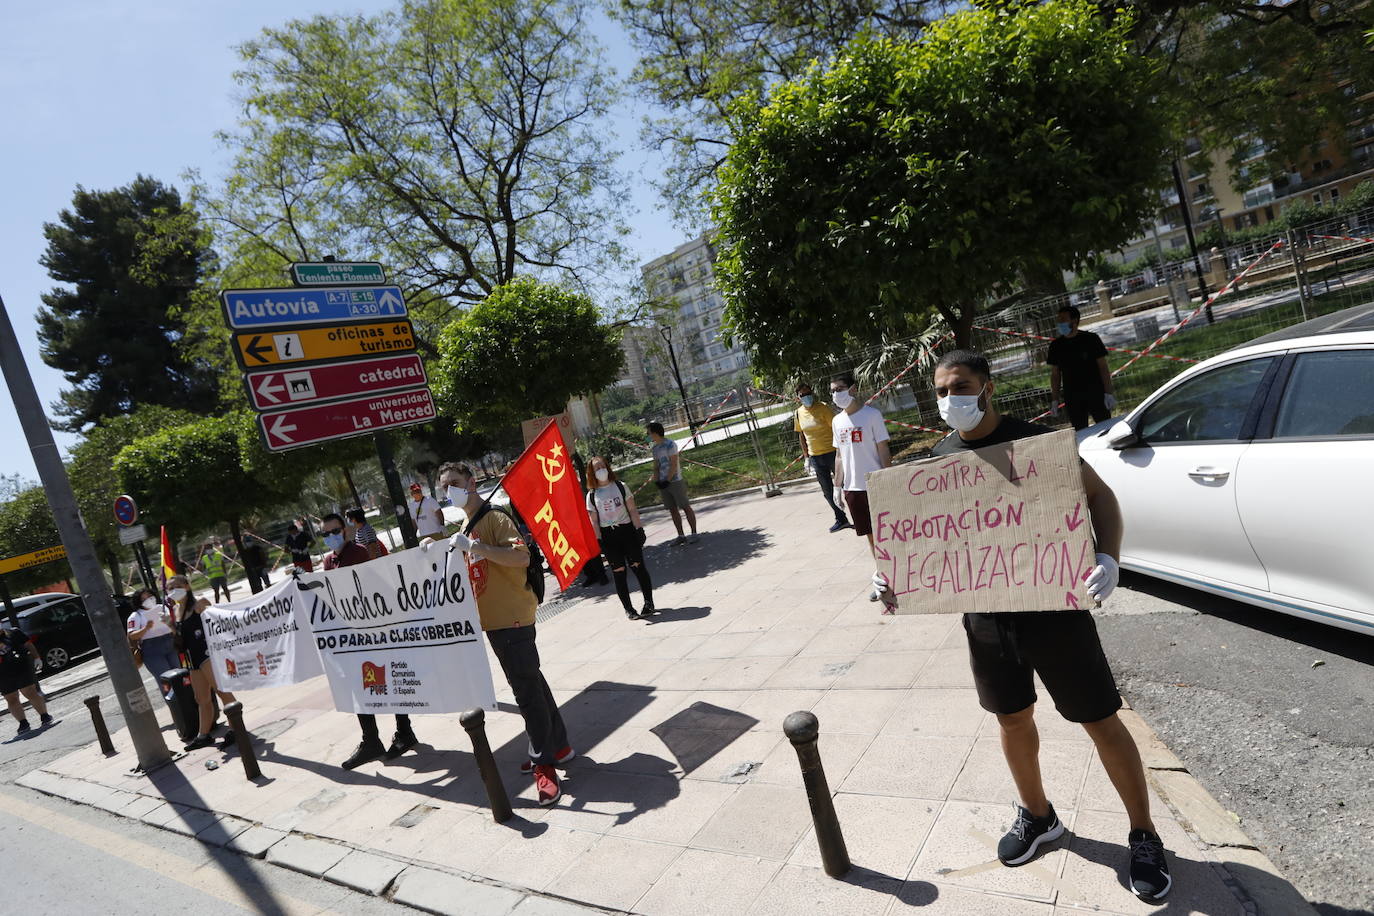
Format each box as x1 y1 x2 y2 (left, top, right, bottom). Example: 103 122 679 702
866 428 1095 614
203 578 323 690
296 547 496 715
521 410 575 449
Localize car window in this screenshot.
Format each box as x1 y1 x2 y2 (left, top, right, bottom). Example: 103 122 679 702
1274 350 1374 438
1138 357 1275 444
48 601 84 624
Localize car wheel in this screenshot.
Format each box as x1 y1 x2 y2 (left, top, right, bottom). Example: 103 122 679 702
44 646 69 672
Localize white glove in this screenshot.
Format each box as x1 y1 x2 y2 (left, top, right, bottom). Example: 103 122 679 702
419 536 434 552
1084 553 1119 602
1103 393 1118 411
448 531 473 553
1049 403 1060 418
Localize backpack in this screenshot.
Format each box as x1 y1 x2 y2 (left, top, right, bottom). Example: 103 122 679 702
465 504 546 604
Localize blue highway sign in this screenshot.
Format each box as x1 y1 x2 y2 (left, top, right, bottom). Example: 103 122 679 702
221 285 408 330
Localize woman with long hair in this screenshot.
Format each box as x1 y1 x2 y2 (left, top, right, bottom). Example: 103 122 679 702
168 575 237 750
584 456 656 620
126 587 179 686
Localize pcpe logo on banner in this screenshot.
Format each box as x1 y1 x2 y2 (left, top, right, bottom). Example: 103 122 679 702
362 661 388 695
225 658 239 678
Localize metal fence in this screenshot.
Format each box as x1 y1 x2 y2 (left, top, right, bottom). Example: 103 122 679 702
611 205 1374 504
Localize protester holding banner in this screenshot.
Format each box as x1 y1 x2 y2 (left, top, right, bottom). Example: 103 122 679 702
319 512 419 768
829 371 897 612
169 575 239 751
928 349 1171 904
438 461 572 806
584 456 656 620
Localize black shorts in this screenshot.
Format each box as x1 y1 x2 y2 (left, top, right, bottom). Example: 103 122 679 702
963 611 1121 723
0 665 36 695
599 523 646 570
843 491 873 537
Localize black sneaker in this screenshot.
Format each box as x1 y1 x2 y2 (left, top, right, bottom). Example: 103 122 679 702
640 604 657 617
1128 828 1172 902
217 729 236 748
15 720 31 736
341 737 387 770
829 519 852 533
183 733 215 751
625 608 641 620
39 713 53 727
385 730 418 760
998 803 1064 866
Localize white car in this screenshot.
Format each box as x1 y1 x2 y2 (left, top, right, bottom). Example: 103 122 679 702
1077 304 1374 635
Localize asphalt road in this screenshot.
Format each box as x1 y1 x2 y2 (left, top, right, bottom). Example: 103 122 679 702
1097 572 1374 916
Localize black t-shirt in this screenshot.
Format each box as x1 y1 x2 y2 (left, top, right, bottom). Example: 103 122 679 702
284 530 312 562
179 611 209 665
242 543 266 568
931 416 1055 456
1046 331 1108 395
0 627 31 674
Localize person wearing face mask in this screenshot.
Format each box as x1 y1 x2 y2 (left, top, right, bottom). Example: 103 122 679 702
170 575 239 751
1047 305 1116 430
646 422 699 545
434 461 572 807
319 512 419 768
408 483 445 539
583 456 655 620
793 382 852 533
199 542 231 603
929 350 1170 904
126 588 179 689
829 371 897 612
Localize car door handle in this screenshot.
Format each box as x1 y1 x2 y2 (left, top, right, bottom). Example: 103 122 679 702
1188 466 1230 480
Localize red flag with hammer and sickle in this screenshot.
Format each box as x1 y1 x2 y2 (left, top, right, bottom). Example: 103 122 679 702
502 420 598 590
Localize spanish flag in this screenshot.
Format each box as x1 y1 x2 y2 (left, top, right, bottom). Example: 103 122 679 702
159 526 177 586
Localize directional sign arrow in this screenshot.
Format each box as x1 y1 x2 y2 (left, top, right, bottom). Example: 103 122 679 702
255 374 285 404
245 336 273 364
378 290 403 313
269 415 298 444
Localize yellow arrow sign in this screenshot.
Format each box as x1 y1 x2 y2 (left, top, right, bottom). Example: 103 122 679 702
232 320 416 369
0 545 67 576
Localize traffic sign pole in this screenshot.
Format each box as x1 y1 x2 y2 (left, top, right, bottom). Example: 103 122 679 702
376 431 419 550
0 294 170 771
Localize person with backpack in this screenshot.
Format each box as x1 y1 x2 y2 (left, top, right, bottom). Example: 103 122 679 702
1 624 52 736
584 456 656 620
434 460 573 806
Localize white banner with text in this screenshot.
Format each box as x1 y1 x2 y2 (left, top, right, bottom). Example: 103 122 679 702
203 578 324 690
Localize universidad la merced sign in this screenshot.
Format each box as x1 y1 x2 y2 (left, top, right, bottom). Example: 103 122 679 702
202 547 496 713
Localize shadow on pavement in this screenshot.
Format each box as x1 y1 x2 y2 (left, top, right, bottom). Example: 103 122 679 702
1118 571 1374 665
650 702 757 774
637 526 772 589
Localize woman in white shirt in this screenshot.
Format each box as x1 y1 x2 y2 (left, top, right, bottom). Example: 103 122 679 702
126 588 180 683
585 457 656 620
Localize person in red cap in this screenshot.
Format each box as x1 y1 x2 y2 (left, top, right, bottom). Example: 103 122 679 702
408 482 445 539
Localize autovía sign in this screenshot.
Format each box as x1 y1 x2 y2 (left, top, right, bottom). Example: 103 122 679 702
220 286 409 330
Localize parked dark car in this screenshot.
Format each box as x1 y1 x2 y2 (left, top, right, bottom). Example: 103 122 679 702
11 592 129 676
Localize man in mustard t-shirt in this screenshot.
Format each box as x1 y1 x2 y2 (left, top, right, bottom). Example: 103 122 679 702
793 381 852 533
434 461 571 808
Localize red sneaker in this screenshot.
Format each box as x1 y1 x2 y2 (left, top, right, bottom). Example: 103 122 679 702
534 764 561 806
519 745 575 775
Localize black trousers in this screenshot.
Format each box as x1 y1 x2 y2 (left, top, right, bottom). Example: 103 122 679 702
486 625 568 765
358 713 412 742
1065 392 1112 431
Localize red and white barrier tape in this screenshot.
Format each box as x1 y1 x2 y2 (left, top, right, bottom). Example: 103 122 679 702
1311 233 1374 245
972 325 1199 366
697 389 738 428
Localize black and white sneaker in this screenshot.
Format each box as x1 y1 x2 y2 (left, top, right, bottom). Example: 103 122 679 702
1128 828 1172 902
998 802 1064 866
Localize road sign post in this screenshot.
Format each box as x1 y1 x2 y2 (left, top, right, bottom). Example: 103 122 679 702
222 285 407 329
0 294 170 770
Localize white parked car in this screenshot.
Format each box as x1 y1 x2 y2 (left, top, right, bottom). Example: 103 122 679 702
1077 304 1374 635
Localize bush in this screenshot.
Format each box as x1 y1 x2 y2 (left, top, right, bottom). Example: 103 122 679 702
580 421 649 469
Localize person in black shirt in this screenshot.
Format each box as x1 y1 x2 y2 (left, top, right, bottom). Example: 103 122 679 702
170 575 238 751
1046 305 1117 430
1 625 52 735
930 349 1171 904
284 521 314 573
240 536 271 594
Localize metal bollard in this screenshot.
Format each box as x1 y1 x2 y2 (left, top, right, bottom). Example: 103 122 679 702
84 696 116 755
460 707 513 823
222 702 261 780
784 710 850 877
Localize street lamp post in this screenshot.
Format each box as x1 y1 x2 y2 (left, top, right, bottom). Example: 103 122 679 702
1171 158 1215 324
659 326 699 447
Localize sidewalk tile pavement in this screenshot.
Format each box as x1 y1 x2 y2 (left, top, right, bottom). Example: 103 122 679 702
20 487 1311 914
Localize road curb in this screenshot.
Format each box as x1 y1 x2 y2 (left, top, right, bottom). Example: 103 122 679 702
13 767 616 914
1118 708 1319 915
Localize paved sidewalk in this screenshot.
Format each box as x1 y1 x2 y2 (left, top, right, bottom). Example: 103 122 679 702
19 486 1312 915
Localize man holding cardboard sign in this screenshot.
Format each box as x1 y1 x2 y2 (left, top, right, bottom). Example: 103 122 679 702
869 350 1170 904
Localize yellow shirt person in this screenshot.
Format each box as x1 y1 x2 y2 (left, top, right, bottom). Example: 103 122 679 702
793 382 852 532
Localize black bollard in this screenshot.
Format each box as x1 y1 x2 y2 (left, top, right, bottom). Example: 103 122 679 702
784 710 850 877
460 707 513 823
84 696 116 755
222 702 261 780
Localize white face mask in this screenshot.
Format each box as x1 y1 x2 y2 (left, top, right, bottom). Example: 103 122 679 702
447 484 470 504
938 385 987 432
141 598 157 611
831 388 854 409
595 468 610 482
168 588 188 602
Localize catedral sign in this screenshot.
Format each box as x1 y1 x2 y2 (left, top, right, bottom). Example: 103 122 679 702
866 428 1095 614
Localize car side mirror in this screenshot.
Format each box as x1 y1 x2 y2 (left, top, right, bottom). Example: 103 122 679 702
1105 419 1139 450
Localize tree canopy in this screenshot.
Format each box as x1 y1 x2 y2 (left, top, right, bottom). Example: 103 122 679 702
36 176 220 431
711 0 1170 372
431 278 624 433
198 0 628 329
0 488 67 594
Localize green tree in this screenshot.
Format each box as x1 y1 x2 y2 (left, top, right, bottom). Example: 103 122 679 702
199 0 628 330
36 176 220 431
432 279 624 433
0 488 67 595
712 1 1169 372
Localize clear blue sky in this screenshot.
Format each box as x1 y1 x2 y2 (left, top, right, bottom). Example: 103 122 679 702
0 0 683 484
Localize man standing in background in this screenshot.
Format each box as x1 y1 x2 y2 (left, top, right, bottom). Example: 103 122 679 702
1048 305 1117 430
829 372 896 612
793 381 851 533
